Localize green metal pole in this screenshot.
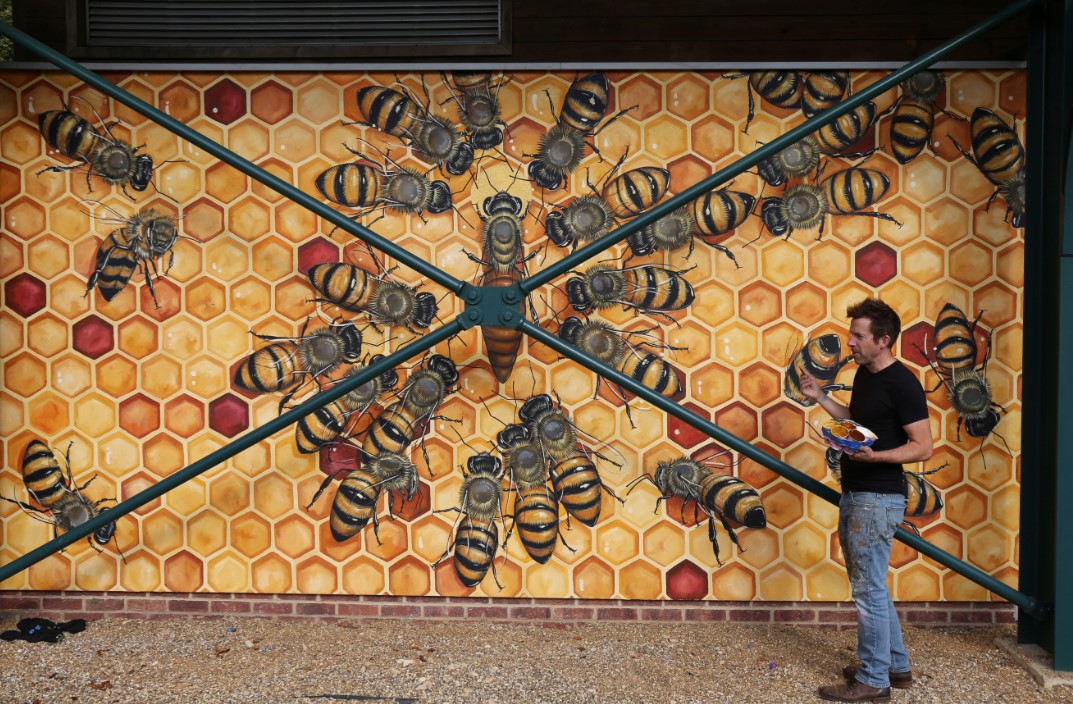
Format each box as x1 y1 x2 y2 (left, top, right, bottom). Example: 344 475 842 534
520 0 1040 294
519 319 1047 618
0 22 466 296
0 318 464 583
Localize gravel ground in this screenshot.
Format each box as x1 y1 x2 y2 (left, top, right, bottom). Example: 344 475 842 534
1 617 1070 704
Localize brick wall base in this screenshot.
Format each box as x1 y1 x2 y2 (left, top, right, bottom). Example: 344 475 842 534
0 591 1016 628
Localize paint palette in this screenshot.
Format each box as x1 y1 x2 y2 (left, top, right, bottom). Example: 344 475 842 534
821 418 877 453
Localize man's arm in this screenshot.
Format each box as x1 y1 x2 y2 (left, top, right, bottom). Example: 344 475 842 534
800 371 850 418
847 418 933 464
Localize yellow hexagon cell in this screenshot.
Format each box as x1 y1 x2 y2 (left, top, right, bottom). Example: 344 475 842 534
205 162 249 203
665 321 711 369
784 521 828 570
665 74 710 121
711 562 756 600
949 158 994 205
158 161 202 203
738 281 782 328
806 563 850 600
207 472 250 515
51 354 93 398
759 563 804 601
948 240 994 287
273 119 318 163
739 363 780 409
231 511 272 558
642 521 685 567
95 354 137 399
967 524 1011 573
252 553 292 593
617 559 661 600
902 154 948 204
206 551 249 592
74 551 119 591
203 236 251 281
339 555 384 594
618 481 663 531
139 354 182 400
783 283 826 328
71 392 115 436
691 361 734 408
187 509 227 557
161 315 203 359
714 321 758 367
991 484 1020 532
691 115 736 164
973 283 1018 328
276 200 320 244
364 518 409 562
807 240 852 289
27 234 70 279
6 197 47 240
119 551 162 592
228 197 272 244
185 355 228 400
274 276 317 321
295 556 337 594
831 282 874 324
878 280 921 327
595 520 639 564
229 120 271 162
229 276 273 322
162 477 206 518
294 79 340 124
948 72 997 116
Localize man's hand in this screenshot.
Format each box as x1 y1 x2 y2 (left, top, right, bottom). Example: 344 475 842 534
800 371 823 401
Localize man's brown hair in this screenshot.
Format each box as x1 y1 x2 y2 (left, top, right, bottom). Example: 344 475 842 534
846 298 901 345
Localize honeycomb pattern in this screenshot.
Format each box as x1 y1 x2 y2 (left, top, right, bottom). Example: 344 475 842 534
0 69 1023 601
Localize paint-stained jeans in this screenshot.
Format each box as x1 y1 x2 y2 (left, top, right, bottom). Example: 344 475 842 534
839 491 911 689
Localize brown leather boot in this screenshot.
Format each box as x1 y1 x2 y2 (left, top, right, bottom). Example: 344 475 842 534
818 680 892 702
842 665 913 689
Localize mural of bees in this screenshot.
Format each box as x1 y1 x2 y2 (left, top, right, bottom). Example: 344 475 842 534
1 65 1026 602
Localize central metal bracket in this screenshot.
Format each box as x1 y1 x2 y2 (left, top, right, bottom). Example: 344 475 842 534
459 283 526 329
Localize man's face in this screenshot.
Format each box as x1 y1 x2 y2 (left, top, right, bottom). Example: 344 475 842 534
847 317 888 367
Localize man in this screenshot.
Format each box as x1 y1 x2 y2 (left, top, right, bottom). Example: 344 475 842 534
801 298 933 703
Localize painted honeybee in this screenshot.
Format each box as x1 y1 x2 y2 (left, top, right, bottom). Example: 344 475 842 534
915 303 1010 459
37 100 154 198
813 102 884 160
2 440 121 556
783 333 852 406
307 262 438 333
629 456 766 565
904 466 944 519
356 83 474 176
800 71 851 117
546 159 669 248
85 207 187 308
496 423 570 564
888 70 960 164
294 356 399 454
435 451 507 588
721 70 803 134
759 167 900 240
442 71 509 150
526 72 635 191
557 316 683 425
463 189 540 383
949 107 1025 228
315 147 452 225
362 354 458 466
327 452 419 543
566 263 695 321
756 136 822 188
626 206 696 260
234 319 364 410
690 188 754 267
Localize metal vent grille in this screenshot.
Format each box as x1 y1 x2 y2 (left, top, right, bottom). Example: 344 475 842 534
84 0 503 47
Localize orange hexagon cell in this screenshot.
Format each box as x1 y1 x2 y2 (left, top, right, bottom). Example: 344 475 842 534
973 282 1018 329
295 556 337 594
738 362 780 409
807 240 852 290
342 555 386 595
2 123 43 165
253 473 293 519
364 518 409 562
274 513 316 558
161 316 204 359
205 162 250 203
117 315 158 359
227 196 271 244
5 197 47 240
206 551 249 592
142 432 184 478
385 555 430 596
187 509 227 557
759 563 804 601
231 511 272 558
738 281 782 328
229 276 273 323
617 559 661 600
250 80 294 125
573 556 615 598
274 276 317 321
118 393 161 438
691 114 736 163
184 277 226 321
714 322 758 368
805 563 849 601
162 549 204 593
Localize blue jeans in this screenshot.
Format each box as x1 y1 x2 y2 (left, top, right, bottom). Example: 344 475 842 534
839 491 911 689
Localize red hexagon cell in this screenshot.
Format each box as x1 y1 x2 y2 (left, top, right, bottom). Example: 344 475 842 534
119 393 161 438
389 480 431 522
854 241 898 288
901 322 933 369
297 237 340 276
208 393 250 437
72 315 115 359
666 403 712 449
666 559 709 600
5 273 47 318
205 79 247 125
318 441 362 477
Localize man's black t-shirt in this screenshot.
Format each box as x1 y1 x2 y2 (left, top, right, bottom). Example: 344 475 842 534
841 360 929 495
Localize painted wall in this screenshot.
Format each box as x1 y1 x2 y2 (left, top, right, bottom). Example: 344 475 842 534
0 69 1024 600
